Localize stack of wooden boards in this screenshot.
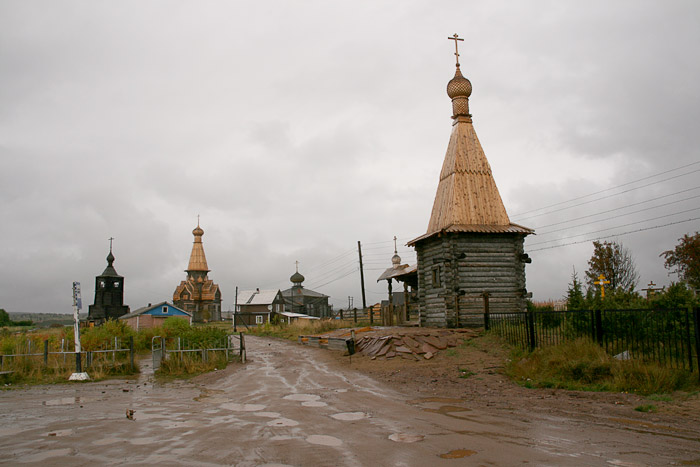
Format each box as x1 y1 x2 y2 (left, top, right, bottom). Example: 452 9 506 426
354 329 477 360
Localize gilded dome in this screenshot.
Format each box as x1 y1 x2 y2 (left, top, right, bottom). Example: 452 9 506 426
447 66 472 99
193 225 204 237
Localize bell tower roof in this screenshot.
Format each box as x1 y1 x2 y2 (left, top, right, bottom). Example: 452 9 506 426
100 237 121 277
187 218 210 272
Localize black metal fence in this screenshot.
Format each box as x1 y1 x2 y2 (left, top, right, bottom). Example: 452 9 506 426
151 333 245 371
488 307 700 371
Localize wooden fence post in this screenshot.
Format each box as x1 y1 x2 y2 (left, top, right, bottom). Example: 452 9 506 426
43 340 48 366
482 292 490 331
239 332 246 363
129 336 134 372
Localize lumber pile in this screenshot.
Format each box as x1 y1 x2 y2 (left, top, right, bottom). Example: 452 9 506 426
354 329 476 360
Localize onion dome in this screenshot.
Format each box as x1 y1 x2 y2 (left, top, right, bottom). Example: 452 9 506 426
391 253 401 269
447 65 472 118
291 271 305 285
193 224 204 238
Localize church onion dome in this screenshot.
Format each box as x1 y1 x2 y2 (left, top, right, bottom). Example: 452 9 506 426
391 253 402 269
290 271 305 285
192 225 204 238
106 251 115 266
447 65 472 118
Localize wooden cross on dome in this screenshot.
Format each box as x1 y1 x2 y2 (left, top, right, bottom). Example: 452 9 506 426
448 33 464 66
108 236 114 252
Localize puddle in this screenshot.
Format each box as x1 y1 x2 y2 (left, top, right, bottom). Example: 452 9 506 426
43 397 93 406
267 418 299 427
130 437 159 445
422 405 471 420
389 433 424 443
607 460 646 467
92 437 122 446
221 403 266 412
408 397 464 404
306 435 342 447
302 401 327 407
20 448 72 463
47 429 73 437
258 464 294 467
439 449 477 459
283 394 320 402
254 412 281 418
269 435 295 441
331 412 368 421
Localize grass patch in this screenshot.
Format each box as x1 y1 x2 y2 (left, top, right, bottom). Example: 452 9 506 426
634 404 658 413
458 368 475 378
156 351 234 379
646 393 673 402
244 319 370 342
506 338 699 395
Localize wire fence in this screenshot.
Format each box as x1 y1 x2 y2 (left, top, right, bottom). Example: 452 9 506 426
489 307 700 372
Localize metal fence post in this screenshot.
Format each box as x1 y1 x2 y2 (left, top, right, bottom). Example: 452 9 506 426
526 309 537 351
693 307 700 381
594 309 603 345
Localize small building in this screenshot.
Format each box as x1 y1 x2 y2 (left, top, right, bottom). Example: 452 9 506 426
407 38 533 328
376 239 418 325
173 221 222 322
235 288 285 325
281 266 331 318
88 242 129 325
119 301 192 331
278 311 321 324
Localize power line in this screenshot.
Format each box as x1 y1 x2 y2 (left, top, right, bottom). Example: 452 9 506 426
530 187 700 230
512 160 700 217
513 171 700 222
528 207 700 247
305 267 359 290
534 194 700 236
528 217 700 252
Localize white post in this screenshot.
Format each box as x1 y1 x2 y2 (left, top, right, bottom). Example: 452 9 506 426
69 281 89 381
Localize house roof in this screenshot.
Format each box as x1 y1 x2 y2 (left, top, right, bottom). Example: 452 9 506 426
281 287 328 298
119 301 191 319
279 311 320 320
377 263 417 282
237 289 281 306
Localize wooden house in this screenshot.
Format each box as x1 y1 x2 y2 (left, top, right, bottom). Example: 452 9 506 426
234 288 285 325
408 40 533 327
281 267 331 318
119 301 192 331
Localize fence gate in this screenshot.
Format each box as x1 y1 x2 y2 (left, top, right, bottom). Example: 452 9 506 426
152 336 164 371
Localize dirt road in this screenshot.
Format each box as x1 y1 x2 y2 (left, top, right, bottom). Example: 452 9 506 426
1 335 699 466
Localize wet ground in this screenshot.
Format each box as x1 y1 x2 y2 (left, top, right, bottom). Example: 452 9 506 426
1 335 699 466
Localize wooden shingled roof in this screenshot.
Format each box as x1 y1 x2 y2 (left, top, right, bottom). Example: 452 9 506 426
408 64 533 246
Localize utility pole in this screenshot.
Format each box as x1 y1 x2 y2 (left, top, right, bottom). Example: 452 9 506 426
357 241 369 324
233 286 238 332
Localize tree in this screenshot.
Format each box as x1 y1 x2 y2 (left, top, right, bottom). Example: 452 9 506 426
661 232 700 290
566 267 585 309
0 308 9 326
585 240 639 292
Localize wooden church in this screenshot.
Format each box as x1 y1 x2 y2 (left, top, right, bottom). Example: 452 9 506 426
408 36 534 327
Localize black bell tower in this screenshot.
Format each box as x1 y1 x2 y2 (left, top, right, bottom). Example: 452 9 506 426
88 238 129 324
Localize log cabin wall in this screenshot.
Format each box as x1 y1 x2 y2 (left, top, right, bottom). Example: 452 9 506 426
416 233 527 327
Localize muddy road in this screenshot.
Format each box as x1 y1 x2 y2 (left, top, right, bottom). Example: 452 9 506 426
1 335 699 466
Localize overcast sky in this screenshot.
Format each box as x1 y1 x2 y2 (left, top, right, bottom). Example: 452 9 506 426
2 1 699 315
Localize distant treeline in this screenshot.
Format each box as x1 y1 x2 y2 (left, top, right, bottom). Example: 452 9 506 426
3 311 80 328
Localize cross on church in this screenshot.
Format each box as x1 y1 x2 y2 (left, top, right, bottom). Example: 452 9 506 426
295 260 299 273
393 236 398 254
108 236 114 252
594 274 610 298
448 33 464 66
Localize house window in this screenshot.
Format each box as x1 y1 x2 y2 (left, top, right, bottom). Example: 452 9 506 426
162 306 168 314
255 315 263 324
432 266 441 288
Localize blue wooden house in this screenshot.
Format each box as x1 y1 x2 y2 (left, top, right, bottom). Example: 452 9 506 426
119 301 192 330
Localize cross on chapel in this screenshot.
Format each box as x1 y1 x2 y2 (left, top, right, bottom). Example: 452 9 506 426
448 33 464 66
